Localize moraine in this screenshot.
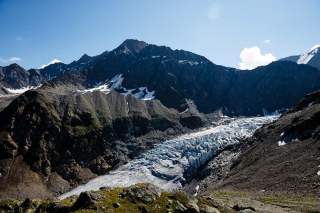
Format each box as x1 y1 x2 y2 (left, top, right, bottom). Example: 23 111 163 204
59 115 278 199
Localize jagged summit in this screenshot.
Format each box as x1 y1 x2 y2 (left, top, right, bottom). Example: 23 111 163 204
78 53 92 63
114 39 149 54
5 63 24 70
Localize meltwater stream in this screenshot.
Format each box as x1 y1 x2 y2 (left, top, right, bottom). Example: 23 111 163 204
59 115 278 199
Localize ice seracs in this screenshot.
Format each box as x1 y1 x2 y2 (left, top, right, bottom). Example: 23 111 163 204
59 115 278 199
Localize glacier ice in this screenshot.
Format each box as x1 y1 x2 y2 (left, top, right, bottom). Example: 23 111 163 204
59 115 278 199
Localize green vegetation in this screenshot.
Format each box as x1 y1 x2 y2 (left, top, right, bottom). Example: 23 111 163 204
1 186 319 212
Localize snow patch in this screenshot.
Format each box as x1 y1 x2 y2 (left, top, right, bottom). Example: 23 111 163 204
5 86 35 94
178 60 200 66
110 74 124 89
297 46 319 64
40 59 62 69
0 85 42 97
278 141 286 146
193 185 200 197
179 108 189 114
78 83 111 94
59 115 278 199
77 74 155 100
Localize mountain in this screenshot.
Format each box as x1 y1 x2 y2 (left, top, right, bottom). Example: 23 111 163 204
61 40 320 115
0 82 205 199
2 40 320 116
281 45 320 70
0 64 42 88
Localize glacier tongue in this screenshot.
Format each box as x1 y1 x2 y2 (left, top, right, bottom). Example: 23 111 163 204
59 115 278 199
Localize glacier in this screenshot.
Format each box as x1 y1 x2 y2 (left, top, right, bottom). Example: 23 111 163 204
59 115 278 199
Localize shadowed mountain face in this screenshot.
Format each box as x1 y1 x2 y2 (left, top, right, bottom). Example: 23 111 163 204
219 90 320 195
0 64 42 88
2 39 320 116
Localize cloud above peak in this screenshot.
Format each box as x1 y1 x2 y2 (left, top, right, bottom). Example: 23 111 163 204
40 59 62 69
239 46 276 70
0 56 22 65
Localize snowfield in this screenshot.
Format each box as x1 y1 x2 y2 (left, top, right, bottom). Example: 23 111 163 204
59 115 278 199
77 74 155 100
0 85 42 98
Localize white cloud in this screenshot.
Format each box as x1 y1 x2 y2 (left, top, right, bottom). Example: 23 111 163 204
239 46 276 70
262 39 271 45
0 56 22 65
208 5 221 21
40 59 62 69
9 57 21 62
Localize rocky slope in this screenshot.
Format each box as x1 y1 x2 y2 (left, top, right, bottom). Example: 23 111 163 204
219 90 320 195
188 90 320 198
0 83 205 199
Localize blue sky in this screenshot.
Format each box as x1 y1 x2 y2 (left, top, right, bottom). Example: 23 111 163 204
0 0 319 69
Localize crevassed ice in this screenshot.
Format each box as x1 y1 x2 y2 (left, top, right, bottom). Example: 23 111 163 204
59 115 278 199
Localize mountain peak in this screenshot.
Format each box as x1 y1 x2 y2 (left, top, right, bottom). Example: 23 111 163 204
115 39 149 55
7 63 24 70
78 54 92 63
